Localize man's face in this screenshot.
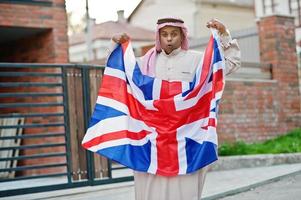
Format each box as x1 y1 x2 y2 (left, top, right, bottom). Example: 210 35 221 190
159 26 183 54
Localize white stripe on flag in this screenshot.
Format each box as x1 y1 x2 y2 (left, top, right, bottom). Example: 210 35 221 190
88 137 150 152
174 82 212 111
123 43 158 111
181 82 190 95
209 89 224 111
177 119 218 174
122 43 147 102
147 132 158 174
177 117 213 174
209 111 216 118
210 99 216 110
152 79 162 100
177 118 217 145
215 90 224 100
96 96 129 115
82 115 154 144
104 67 126 81
212 60 224 73
123 42 136 77
177 133 187 174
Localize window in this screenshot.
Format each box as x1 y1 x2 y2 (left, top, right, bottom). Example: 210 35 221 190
262 0 277 14
289 0 301 27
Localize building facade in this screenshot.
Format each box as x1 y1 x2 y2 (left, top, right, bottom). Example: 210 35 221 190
128 0 256 38
69 11 155 64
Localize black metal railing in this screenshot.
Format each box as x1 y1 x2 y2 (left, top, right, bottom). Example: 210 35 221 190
0 0 52 6
0 63 132 197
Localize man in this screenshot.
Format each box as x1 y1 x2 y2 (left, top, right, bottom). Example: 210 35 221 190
111 17 240 200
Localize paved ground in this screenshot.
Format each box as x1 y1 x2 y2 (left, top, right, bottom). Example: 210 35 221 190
202 163 301 200
219 171 301 200
2 163 301 200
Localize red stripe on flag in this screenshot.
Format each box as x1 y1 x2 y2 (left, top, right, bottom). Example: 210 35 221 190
185 36 214 100
160 81 182 99
99 75 157 121
99 75 128 105
156 130 179 176
200 36 214 86
164 92 211 128
208 118 216 126
121 41 130 54
160 80 169 99
201 118 216 129
82 130 151 149
212 69 224 93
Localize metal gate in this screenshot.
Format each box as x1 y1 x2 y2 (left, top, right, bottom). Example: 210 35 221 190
0 63 133 197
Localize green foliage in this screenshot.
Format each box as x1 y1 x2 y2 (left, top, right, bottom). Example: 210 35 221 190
218 128 301 156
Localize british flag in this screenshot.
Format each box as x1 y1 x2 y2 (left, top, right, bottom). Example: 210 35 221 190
82 30 225 176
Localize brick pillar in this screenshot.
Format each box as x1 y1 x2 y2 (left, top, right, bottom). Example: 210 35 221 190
258 15 301 132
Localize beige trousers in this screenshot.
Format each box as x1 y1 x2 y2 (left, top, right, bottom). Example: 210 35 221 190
134 166 209 200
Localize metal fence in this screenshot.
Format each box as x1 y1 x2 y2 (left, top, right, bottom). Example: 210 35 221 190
0 0 53 6
0 63 133 197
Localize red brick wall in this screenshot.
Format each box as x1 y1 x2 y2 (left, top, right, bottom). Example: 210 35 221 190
218 80 280 143
0 0 68 62
218 15 301 144
0 0 68 176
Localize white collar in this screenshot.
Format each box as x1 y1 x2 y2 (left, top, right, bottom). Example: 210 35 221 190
162 47 182 57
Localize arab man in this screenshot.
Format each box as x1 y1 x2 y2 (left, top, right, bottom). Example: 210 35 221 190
111 17 241 200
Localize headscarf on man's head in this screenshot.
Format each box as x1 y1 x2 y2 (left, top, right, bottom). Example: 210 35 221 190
155 17 189 52
141 17 189 76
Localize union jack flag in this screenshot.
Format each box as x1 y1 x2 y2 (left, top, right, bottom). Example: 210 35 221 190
82 30 225 176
